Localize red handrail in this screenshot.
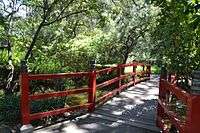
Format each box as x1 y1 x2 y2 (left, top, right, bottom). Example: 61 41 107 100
30 88 89 101
28 72 90 80
157 76 200 133
95 63 151 106
20 62 151 125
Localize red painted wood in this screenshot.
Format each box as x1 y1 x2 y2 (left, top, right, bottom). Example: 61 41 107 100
117 65 122 91
161 80 189 104
185 96 200 133
119 81 135 91
96 77 120 89
133 66 137 84
30 88 89 101
146 65 151 78
20 63 151 124
96 67 117 75
30 104 91 120
28 72 90 80
158 99 185 132
156 117 169 133
157 77 199 133
96 89 118 106
135 77 149 84
20 72 31 125
142 65 145 78
120 74 130 79
96 73 145 106
168 74 172 82
156 103 166 128
88 71 96 112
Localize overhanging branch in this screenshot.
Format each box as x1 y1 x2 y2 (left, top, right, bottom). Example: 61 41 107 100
43 10 87 26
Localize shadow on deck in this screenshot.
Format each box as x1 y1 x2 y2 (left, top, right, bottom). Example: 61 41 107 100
34 75 161 133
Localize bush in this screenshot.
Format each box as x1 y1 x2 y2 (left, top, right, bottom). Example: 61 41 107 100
0 95 20 126
151 65 160 74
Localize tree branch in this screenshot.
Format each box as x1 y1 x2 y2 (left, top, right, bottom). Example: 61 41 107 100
43 9 87 26
24 21 45 60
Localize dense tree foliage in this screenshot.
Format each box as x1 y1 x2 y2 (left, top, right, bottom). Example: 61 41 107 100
0 0 158 94
151 0 200 77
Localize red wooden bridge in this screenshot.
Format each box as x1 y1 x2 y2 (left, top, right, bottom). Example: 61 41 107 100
19 62 200 133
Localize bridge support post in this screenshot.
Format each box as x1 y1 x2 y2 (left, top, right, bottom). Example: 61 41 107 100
133 65 137 85
88 60 96 112
146 65 151 79
185 70 200 133
20 61 33 133
117 65 122 92
156 66 167 128
142 65 145 78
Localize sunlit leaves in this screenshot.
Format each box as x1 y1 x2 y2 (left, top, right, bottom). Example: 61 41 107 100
151 0 200 76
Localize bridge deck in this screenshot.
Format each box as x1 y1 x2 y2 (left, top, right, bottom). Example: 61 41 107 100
34 76 161 133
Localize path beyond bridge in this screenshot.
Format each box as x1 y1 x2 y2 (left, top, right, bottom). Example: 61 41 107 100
34 76 161 133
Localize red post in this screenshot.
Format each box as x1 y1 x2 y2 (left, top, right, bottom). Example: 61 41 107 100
20 63 30 125
133 65 137 84
156 66 167 128
117 65 122 91
185 96 200 133
168 73 171 82
142 65 145 78
147 65 151 78
88 70 96 112
184 70 200 133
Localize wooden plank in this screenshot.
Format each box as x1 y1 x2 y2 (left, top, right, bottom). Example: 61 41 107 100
28 72 90 80
96 74 131 90
88 71 96 112
30 104 91 120
30 88 89 101
96 77 120 89
91 113 161 132
20 73 31 125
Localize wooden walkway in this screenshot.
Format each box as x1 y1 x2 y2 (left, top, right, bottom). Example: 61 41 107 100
34 76 161 133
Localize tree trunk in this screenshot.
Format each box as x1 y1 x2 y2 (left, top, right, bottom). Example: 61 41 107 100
5 13 14 95
5 60 14 95
121 52 129 74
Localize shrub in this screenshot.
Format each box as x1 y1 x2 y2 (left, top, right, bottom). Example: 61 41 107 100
0 95 20 126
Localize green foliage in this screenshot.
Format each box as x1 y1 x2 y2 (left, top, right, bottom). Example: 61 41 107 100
151 0 200 77
151 65 161 74
0 95 20 126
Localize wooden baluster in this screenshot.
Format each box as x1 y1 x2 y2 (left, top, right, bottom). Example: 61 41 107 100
20 61 33 132
88 60 96 112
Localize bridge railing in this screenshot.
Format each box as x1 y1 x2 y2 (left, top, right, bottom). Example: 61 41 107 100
20 62 151 125
157 73 200 133
95 63 151 106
